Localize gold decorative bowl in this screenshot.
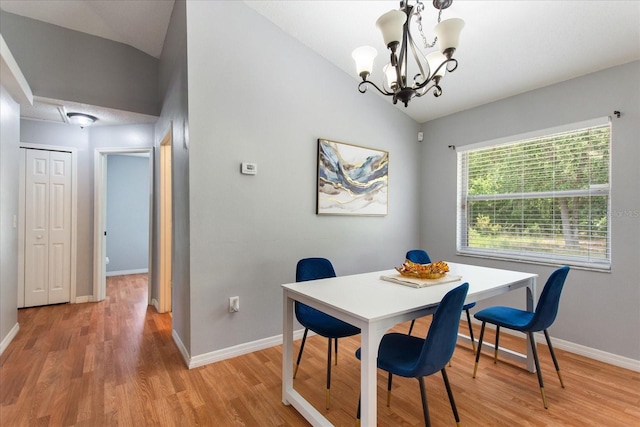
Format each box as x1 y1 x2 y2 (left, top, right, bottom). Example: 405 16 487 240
395 267 446 280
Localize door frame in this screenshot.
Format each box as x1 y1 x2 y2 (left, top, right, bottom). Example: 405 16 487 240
159 129 172 313
17 143 78 307
93 147 154 302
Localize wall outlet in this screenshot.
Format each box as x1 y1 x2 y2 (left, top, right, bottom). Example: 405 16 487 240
229 296 240 312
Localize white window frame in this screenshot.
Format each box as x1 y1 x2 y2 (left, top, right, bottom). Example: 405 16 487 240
456 117 612 270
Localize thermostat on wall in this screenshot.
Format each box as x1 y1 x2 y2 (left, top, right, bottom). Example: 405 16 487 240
241 162 257 175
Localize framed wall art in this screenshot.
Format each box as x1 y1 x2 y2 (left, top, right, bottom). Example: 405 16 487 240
316 138 389 216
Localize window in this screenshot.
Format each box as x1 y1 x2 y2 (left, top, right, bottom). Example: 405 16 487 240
456 117 611 270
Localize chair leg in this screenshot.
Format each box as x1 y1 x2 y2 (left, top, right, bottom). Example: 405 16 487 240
473 322 487 378
408 319 416 335
441 368 461 426
387 373 393 407
528 331 548 409
418 377 431 427
334 337 339 366
355 395 361 427
493 325 501 364
465 308 476 353
326 338 332 410
543 329 565 388
293 328 309 379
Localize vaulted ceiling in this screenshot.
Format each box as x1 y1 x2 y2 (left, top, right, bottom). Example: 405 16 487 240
2 0 639 125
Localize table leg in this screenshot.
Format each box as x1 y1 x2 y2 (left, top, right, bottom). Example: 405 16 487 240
282 292 294 405
525 277 537 373
360 325 384 426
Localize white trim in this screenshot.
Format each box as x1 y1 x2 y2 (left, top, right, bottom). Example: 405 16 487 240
106 268 149 277
18 144 78 307
472 320 640 372
172 329 190 367
0 323 19 356
75 295 95 303
185 329 309 370
179 321 639 373
151 298 160 312
93 147 154 302
546 335 640 372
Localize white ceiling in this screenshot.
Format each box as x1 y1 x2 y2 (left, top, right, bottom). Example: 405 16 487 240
1 0 639 125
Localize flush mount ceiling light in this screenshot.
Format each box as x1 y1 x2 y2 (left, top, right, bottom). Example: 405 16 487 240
352 0 464 107
67 112 97 128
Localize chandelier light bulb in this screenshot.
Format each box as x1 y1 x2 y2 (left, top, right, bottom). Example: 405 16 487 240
434 18 465 57
376 9 407 48
352 46 378 79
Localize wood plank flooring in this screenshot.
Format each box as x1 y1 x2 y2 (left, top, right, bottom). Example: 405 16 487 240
1 274 638 426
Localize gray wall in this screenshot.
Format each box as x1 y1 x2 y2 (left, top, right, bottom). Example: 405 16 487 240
420 61 640 360
106 154 150 274
20 121 155 297
0 10 160 116
183 1 421 356
157 0 190 350
0 84 20 347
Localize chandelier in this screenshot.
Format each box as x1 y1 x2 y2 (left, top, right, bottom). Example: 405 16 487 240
352 0 464 107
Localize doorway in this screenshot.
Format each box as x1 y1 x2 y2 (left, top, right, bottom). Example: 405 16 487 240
93 147 153 303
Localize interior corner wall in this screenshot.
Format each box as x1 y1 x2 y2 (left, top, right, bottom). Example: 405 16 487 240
185 1 421 358
157 0 190 354
0 10 160 116
419 61 640 361
0 84 20 349
20 120 155 298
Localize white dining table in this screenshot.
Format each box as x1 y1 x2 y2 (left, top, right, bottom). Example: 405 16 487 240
282 262 538 426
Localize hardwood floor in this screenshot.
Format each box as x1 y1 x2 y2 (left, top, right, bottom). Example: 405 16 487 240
1 274 638 426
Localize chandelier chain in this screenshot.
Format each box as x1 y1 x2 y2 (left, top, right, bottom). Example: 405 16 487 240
416 1 443 49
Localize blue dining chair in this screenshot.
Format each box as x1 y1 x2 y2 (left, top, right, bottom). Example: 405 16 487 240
406 249 478 352
472 266 570 409
355 282 469 427
294 257 360 410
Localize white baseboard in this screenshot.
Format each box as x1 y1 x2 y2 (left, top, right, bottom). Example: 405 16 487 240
542 334 640 372
186 329 309 370
181 321 639 373
75 295 95 303
151 298 160 312
469 319 640 372
106 268 148 277
172 329 191 368
0 322 20 356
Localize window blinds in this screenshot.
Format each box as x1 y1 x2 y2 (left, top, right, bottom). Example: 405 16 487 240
456 118 611 269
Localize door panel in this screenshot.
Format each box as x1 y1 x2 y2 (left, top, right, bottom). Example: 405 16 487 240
25 150 50 307
48 151 71 304
24 149 72 307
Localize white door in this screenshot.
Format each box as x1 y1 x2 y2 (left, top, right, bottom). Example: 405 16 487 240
24 149 72 307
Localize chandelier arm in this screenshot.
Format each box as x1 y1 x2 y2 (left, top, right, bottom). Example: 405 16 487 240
412 57 458 91
446 58 459 72
358 80 393 97
407 29 429 86
395 1 414 90
415 81 443 98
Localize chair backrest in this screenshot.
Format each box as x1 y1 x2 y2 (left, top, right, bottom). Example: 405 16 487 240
528 266 570 331
295 258 337 321
406 249 431 264
296 258 336 282
413 282 469 377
